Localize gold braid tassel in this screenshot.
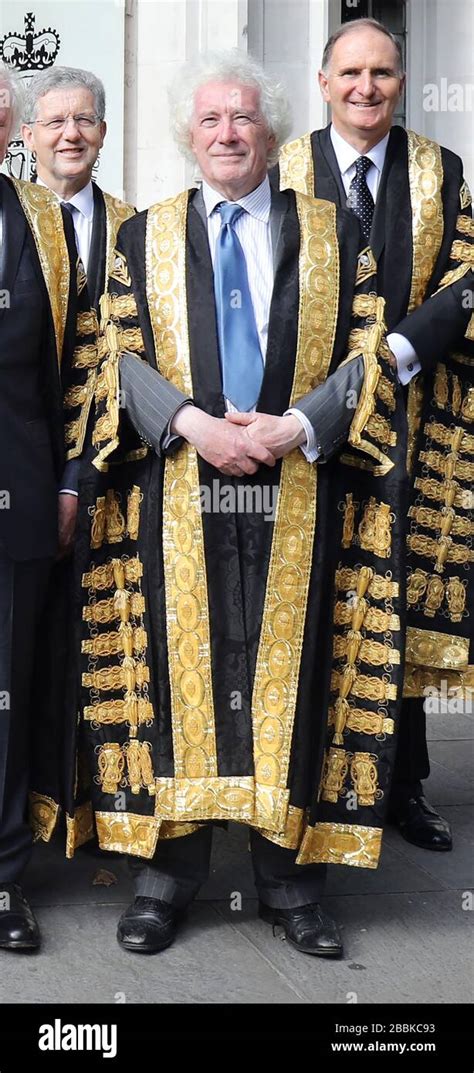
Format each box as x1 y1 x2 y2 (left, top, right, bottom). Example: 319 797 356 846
97 744 124 795
90 497 106 549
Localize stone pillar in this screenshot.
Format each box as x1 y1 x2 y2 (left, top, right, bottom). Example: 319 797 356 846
408 0 473 189
248 0 329 138
124 0 248 207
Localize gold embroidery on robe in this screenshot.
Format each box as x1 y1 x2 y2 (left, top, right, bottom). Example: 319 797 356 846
459 180 472 210
355 248 377 286
250 193 339 830
77 311 99 336
296 822 382 868
403 663 474 700
28 791 59 843
455 214 474 238
146 193 219 791
83 556 153 738
406 132 444 313
450 239 474 264
278 131 315 194
83 557 143 591
405 626 469 670
11 179 70 365
66 802 94 858
102 191 135 293
76 257 87 295
95 812 159 858
109 248 131 287
328 707 394 736
350 752 382 806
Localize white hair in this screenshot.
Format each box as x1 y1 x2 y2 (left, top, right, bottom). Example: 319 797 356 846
0 61 24 134
168 49 292 167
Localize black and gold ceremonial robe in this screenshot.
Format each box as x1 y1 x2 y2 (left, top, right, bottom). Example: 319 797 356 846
0 178 96 839
69 186 409 869
275 126 474 703
88 184 136 314
27 187 134 849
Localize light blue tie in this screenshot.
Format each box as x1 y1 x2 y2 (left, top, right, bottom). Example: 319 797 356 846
214 202 264 411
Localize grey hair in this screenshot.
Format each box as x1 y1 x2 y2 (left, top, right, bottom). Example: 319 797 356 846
22 66 106 123
321 18 404 76
0 61 24 133
168 49 292 167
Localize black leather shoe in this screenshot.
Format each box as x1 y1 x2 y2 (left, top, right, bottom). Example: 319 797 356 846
259 901 343 957
388 795 452 851
117 897 182 953
0 884 41 950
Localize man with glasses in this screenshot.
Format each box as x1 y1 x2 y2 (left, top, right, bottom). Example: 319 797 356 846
22 66 134 314
20 69 134 859
0 62 94 950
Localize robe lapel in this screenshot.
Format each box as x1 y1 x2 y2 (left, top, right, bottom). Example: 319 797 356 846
313 127 346 205
374 126 413 328
186 188 224 416
87 183 106 311
0 177 27 325
258 188 300 415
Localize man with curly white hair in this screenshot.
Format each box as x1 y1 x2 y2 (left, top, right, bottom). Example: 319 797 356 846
74 49 411 959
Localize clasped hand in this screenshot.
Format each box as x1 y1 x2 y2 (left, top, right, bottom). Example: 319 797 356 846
171 405 305 476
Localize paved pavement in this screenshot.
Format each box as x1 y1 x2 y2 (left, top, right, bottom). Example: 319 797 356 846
1 708 472 1005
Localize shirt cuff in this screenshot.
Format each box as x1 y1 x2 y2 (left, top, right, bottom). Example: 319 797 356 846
161 400 194 453
387 332 421 385
59 488 78 497
285 407 321 463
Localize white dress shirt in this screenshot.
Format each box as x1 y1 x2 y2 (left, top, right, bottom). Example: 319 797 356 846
37 176 94 275
330 125 421 385
202 176 317 460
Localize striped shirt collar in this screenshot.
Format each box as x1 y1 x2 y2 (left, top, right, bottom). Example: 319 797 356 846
202 175 271 223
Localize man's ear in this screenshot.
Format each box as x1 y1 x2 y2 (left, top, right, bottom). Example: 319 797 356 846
318 70 331 103
21 123 35 151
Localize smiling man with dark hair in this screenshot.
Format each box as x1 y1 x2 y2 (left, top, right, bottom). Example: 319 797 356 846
273 17 474 853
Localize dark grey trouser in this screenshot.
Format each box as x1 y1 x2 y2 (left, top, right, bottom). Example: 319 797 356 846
0 552 52 883
390 697 430 808
129 824 327 909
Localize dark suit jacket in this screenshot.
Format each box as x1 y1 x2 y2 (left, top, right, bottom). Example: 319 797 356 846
0 176 78 560
271 124 473 370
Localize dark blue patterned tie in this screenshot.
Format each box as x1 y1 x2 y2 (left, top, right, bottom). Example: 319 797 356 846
61 200 79 252
214 202 264 412
347 156 374 243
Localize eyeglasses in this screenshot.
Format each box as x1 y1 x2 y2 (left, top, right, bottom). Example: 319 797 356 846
32 114 102 131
